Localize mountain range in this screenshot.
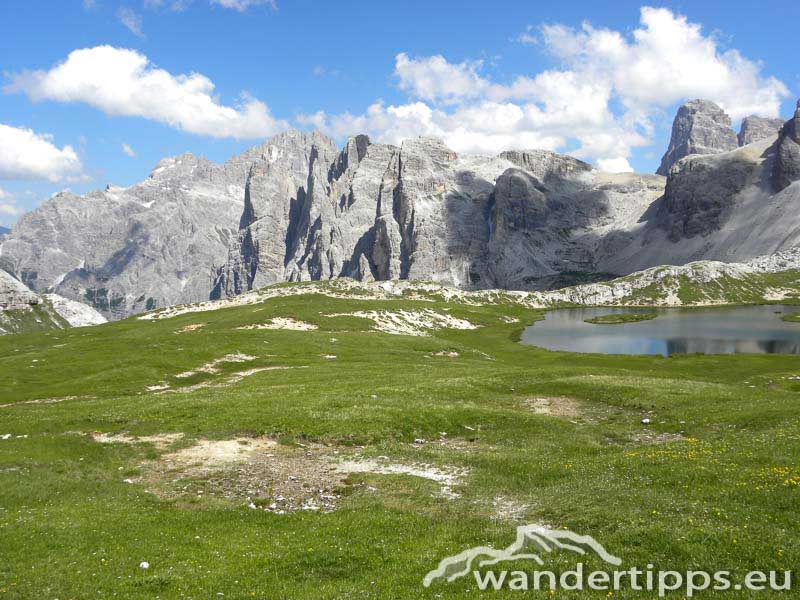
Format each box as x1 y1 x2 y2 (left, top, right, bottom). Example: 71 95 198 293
1 98 799 321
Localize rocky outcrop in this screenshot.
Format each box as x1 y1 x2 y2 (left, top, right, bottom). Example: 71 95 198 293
211 131 338 297
738 115 784 146
773 101 800 192
0 269 106 334
656 100 738 176
0 269 38 310
656 147 758 241
0 145 262 318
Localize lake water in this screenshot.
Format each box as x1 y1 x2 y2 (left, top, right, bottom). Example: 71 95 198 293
520 305 800 356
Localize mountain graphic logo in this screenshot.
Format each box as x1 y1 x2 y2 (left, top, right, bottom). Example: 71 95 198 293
423 525 622 587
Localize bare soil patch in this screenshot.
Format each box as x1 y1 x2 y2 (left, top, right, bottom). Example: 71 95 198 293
98 435 469 512
523 396 582 418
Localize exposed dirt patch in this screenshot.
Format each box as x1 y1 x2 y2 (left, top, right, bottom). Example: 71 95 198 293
160 366 305 394
175 323 205 334
175 353 257 378
238 318 318 331
630 431 686 444
105 435 468 512
432 350 460 358
92 431 185 449
523 396 582 418
162 437 278 466
334 459 468 499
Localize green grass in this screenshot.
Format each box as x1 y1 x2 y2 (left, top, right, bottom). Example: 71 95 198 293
0 300 69 335
781 312 800 323
0 285 799 598
584 312 657 325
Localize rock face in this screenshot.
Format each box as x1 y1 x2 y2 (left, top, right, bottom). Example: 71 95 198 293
2 99 800 320
0 269 38 310
773 101 800 192
0 145 267 318
656 100 738 176
214 135 660 295
738 115 785 146
656 147 757 241
0 269 106 334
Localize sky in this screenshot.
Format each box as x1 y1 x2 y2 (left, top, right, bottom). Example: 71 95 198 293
0 0 798 227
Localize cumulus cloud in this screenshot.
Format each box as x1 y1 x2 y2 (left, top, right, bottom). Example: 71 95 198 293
395 53 488 104
122 143 136 157
0 124 84 182
6 46 287 139
539 7 788 119
117 7 144 37
596 157 634 173
299 7 788 170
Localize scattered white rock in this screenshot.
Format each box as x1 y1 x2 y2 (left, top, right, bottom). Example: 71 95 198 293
326 309 478 336
238 317 318 331
42 294 107 327
334 459 468 500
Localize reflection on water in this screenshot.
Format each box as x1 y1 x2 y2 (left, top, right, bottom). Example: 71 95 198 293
520 305 800 356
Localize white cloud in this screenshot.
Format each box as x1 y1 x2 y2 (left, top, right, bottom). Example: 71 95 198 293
6 46 287 139
596 157 634 173
0 124 84 182
312 65 325 77
539 7 789 120
299 7 789 168
395 53 488 105
117 7 144 38
122 143 136 157
210 0 277 11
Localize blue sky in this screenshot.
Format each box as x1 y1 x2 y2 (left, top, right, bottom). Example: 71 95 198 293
0 0 798 226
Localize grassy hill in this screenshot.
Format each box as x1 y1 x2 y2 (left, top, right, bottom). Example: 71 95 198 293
0 283 798 598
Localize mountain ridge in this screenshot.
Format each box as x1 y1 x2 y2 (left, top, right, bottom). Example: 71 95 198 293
1 100 799 320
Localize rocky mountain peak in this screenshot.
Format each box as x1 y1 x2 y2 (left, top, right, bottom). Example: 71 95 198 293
772 99 800 192
499 149 592 183
738 115 785 146
329 134 371 182
656 99 738 176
